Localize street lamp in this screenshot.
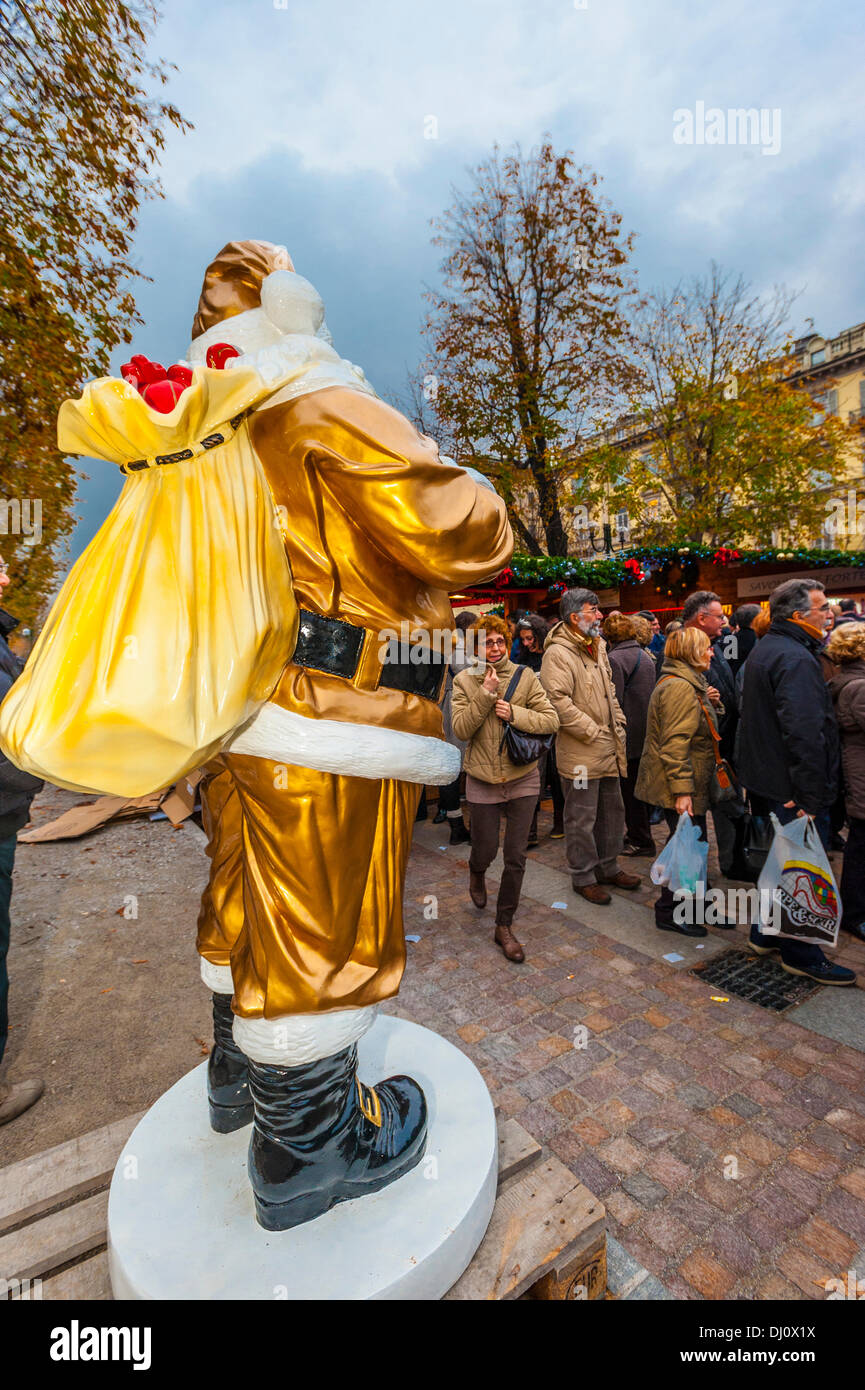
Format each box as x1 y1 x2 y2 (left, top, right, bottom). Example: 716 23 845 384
582 510 630 555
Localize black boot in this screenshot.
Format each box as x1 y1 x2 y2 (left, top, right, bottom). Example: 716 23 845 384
208 993 253 1134
448 816 470 844
247 1044 427 1231
723 814 757 883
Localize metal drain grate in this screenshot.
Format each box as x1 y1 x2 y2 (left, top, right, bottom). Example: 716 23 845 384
690 948 820 1012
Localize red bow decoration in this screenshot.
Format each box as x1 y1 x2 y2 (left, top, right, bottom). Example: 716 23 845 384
494 566 515 588
712 547 741 566
120 344 239 414
624 556 647 583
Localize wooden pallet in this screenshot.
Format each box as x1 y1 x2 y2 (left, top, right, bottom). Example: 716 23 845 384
0 1113 141 1300
0 1113 604 1300
445 1118 606 1300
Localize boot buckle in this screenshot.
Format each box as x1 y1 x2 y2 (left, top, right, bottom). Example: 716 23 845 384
356 1077 382 1127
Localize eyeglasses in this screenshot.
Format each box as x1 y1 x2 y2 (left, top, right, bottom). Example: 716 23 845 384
0 561 8 576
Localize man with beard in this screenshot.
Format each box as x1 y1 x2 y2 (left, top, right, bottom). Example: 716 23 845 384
541 588 640 904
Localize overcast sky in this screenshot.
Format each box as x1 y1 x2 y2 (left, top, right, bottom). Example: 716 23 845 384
71 0 865 558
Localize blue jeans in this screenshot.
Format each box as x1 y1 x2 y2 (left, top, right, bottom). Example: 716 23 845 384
748 804 828 968
0 836 16 1067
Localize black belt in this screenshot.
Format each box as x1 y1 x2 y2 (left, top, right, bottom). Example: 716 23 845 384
291 609 446 703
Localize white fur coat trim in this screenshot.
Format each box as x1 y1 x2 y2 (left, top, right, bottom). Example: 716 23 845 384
225 701 461 785
233 1004 379 1066
200 959 234 993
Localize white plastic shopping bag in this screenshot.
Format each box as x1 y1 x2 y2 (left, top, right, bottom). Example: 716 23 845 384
650 813 708 894
757 813 841 947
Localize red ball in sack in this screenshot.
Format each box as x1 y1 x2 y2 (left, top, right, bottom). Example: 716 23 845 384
167 364 193 389
141 378 186 413
129 354 167 386
205 342 240 370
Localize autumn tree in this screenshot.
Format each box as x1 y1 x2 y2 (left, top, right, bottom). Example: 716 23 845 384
0 0 189 627
580 264 856 548
420 141 639 556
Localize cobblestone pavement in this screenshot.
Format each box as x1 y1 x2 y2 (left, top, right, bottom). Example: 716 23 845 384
392 801 865 1301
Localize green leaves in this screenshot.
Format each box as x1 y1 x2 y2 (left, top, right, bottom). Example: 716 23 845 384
589 266 857 549
504 545 865 595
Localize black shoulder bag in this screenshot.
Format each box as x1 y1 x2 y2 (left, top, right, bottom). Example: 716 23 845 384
497 668 554 768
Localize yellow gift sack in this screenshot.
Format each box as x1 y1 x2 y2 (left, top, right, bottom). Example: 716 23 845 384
0 367 298 795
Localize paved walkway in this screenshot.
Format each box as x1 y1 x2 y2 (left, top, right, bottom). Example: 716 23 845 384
8 785 865 1300
395 802 865 1300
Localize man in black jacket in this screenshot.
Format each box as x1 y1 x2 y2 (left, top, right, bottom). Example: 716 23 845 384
681 591 747 878
739 577 854 985
0 556 45 1123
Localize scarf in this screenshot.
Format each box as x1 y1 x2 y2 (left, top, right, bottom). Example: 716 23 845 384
571 626 599 661
789 615 826 643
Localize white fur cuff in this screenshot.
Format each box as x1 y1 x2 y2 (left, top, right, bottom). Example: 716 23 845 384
200 958 234 993
233 1004 379 1066
225 702 460 785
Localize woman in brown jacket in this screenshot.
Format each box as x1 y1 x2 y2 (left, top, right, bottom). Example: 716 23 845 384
452 615 558 962
636 626 728 936
828 624 865 940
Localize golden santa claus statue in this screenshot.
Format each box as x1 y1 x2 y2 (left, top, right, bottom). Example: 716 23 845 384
0 239 512 1230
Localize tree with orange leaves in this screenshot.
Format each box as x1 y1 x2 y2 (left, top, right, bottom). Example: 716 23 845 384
0 1 189 626
419 140 639 557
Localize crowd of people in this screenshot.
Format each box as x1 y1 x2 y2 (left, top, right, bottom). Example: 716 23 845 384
3 542 865 1125
419 579 865 980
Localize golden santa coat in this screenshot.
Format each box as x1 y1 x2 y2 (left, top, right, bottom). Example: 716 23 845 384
0 244 513 1019
199 382 512 1018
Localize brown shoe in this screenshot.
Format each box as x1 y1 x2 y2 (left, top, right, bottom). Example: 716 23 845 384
0 1077 44 1126
469 870 487 909
598 869 641 890
494 923 525 963
575 883 612 905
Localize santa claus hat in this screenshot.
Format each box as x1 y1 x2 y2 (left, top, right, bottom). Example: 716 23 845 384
190 240 294 341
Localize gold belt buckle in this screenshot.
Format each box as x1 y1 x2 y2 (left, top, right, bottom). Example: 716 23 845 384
356 1077 382 1127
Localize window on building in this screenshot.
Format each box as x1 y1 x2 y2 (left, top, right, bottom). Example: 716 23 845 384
812 389 838 423
811 348 826 366
859 379 865 411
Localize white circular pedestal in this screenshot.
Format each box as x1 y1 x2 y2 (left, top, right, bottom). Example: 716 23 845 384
107 1016 497 1300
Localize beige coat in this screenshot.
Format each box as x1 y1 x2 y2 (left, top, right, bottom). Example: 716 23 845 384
451 658 558 785
635 657 723 815
540 622 626 779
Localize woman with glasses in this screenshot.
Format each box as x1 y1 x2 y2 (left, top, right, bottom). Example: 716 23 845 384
452 615 558 963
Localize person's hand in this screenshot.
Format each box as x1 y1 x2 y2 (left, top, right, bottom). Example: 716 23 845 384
483 667 499 694
495 700 512 722
706 685 721 707
783 800 808 818
675 795 693 816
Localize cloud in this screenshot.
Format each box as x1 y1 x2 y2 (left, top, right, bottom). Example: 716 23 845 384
69 0 865 559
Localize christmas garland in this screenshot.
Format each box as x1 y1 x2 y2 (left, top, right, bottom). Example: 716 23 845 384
486 545 865 593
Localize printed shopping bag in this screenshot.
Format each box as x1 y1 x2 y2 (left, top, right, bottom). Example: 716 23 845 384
757 813 841 947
